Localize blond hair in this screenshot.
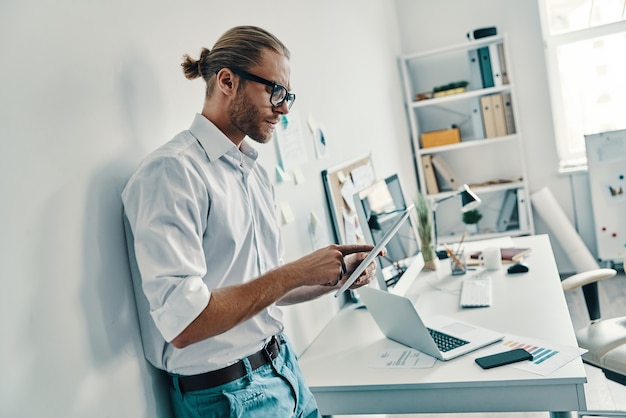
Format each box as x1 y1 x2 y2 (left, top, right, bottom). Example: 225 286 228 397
181 26 290 95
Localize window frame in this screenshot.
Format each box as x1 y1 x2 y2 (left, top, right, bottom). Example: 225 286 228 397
537 1 626 172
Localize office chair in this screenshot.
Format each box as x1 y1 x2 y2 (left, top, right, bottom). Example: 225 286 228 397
561 265 626 417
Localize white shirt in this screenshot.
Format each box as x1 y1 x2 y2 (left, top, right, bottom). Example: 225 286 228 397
122 113 284 375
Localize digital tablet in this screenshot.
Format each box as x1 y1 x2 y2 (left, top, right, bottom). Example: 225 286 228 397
334 204 414 298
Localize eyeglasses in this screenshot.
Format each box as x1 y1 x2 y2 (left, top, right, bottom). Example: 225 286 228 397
230 68 296 110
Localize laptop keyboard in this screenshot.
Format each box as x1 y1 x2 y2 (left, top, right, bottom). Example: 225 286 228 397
427 328 469 352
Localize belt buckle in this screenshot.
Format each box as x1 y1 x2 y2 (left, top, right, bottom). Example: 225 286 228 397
263 335 279 362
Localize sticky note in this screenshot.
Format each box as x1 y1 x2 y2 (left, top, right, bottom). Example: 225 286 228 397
280 203 295 224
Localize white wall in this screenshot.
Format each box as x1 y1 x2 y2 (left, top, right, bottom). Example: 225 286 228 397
0 1 411 416
394 0 595 272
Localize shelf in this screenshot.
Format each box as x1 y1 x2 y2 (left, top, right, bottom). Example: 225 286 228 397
426 180 525 200
418 134 519 155
410 85 512 109
400 35 506 62
400 34 534 244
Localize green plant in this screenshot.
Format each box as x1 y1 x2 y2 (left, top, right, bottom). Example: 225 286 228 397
462 209 483 225
432 80 469 93
415 192 435 262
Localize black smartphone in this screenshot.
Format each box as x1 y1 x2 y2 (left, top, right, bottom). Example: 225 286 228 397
475 348 533 369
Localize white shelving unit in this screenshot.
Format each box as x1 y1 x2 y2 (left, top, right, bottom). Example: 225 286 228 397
399 34 534 243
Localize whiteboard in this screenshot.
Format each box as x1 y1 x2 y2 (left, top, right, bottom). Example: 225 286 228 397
585 129 626 265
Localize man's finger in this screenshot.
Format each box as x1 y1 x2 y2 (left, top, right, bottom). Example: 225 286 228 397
336 244 375 256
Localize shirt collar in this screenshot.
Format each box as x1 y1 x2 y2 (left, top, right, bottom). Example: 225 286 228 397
188 113 258 162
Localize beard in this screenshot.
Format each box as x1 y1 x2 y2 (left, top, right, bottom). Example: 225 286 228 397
229 89 274 144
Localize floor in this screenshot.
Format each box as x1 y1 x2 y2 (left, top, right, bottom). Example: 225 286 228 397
334 269 626 418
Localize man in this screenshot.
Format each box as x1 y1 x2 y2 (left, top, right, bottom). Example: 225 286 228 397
122 26 377 417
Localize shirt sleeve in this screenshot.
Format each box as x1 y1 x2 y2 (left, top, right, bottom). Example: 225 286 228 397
122 155 210 342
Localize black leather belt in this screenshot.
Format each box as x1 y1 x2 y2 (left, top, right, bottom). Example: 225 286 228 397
175 336 281 393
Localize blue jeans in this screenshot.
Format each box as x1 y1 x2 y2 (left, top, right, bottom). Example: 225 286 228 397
169 335 320 418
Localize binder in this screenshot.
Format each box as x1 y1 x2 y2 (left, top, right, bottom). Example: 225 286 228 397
497 43 509 85
516 187 529 231
467 49 483 90
497 189 518 232
502 92 516 134
477 47 494 88
489 43 503 86
470 97 485 139
491 93 507 137
421 155 439 194
480 95 497 138
431 155 459 191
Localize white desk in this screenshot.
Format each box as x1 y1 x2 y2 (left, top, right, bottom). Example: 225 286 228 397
299 235 587 417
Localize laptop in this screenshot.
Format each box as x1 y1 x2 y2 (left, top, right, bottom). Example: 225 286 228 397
334 205 413 298
357 286 503 361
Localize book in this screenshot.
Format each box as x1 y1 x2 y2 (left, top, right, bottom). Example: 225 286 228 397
430 154 459 191
491 93 507 137
421 155 439 194
502 92 516 134
480 95 497 138
469 247 532 264
477 46 494 88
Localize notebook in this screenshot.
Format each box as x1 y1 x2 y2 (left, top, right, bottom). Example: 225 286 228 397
357 286 503 361
469 247 531 264
334 205 414 298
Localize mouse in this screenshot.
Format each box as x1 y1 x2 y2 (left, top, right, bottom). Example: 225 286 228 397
507 263 529 274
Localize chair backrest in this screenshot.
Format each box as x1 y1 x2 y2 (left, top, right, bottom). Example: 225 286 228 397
561 268 617 322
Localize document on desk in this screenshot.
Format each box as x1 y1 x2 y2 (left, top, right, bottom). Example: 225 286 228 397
371 348 437 369
476 334 586 376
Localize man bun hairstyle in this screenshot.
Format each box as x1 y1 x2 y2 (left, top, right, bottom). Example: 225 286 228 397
181 26 290 95
181 48 210 80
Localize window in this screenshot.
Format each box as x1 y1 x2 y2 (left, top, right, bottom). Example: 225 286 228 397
537 0 626 171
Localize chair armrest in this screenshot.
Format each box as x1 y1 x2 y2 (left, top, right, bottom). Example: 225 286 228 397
561 268 617 291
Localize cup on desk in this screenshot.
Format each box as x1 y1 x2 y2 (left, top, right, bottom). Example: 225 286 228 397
479 247 502 271
450 251 467 276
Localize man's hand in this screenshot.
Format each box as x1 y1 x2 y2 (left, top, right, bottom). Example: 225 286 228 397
282 244 375 287
336 247 385 290
276 245 386 305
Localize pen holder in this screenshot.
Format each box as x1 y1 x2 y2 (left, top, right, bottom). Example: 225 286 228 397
450 251 467 276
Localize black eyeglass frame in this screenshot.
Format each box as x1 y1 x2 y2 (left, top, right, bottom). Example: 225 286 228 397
230 68 296 109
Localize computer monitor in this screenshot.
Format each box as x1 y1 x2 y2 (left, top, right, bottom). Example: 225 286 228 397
353 174 424 294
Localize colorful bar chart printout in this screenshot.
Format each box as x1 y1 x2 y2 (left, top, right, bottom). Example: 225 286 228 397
476 334 586 376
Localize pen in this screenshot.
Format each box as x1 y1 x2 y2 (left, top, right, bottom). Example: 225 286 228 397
455 232 467 256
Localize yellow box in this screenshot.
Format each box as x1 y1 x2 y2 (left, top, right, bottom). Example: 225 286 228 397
421 128 461 148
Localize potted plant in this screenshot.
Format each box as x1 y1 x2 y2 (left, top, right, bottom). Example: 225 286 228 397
462 208 483 234
415 192 437 270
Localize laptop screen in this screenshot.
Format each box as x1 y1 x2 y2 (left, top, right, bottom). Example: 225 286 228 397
353 174 423 291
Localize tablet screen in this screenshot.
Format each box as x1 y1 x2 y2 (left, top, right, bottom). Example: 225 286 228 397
334 204 414 298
